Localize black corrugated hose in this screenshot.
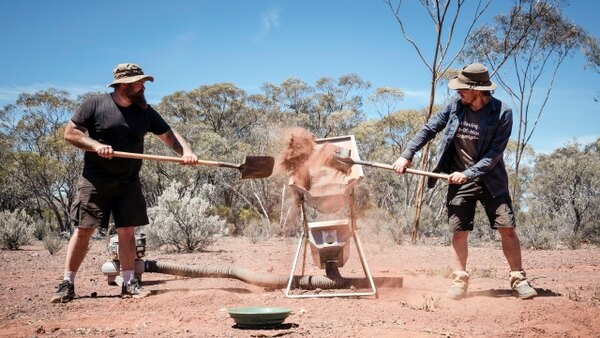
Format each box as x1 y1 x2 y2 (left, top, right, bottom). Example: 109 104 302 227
144 260 374 290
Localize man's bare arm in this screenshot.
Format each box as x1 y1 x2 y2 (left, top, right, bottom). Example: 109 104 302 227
157 129 197 164
63 121 113 158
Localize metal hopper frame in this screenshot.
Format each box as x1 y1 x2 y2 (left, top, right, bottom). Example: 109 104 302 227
285 135 377 298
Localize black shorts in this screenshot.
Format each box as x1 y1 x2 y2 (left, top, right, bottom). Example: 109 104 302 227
447 180 516 232
70 176 149 229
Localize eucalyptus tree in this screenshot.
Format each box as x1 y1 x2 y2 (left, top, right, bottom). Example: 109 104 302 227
582 34 600 102
263 74 370 138
384 0 493 242
261 77 315 131
311 74 371 138
6 89 80 232
0 104 30 211
277 77 315 116
526 141 600 243
583 35 600 74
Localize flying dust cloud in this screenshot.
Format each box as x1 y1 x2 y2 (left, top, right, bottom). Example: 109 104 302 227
275 127 351 192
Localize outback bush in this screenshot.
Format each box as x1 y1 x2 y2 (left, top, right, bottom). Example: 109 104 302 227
233 207 262 237
518 219 560 250
361 207 407 245
33 220 50 240
243 219 276 244
0 209 35 250
146 181 226 253
43 231 64 255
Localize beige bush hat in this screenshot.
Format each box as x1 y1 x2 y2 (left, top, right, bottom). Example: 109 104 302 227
448 63 496 91
107 63 154 87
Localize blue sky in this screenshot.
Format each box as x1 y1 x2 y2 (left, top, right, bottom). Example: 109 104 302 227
1 0 598 154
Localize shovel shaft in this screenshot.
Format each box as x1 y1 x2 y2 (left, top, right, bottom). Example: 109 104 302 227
353 159 449 180
111 151 238 168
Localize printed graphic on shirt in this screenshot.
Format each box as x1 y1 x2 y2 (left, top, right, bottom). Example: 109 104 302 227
450 109 480 171
456 119 479 142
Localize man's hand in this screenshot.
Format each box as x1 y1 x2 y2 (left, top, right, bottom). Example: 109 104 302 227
448 172 468 184
392 157 412 174
181 152 198 165
94 144 114 159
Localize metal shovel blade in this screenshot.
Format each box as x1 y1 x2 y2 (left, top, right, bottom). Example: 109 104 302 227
238 156 275 179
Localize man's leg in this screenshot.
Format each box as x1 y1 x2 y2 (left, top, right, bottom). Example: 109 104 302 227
447 231 471 300
446 182 478 300
116 226 136 273
51 227 94 303
117 226 150 298
65 227 95 273
497 227 522 271
497 227 537 299
451 231 469 271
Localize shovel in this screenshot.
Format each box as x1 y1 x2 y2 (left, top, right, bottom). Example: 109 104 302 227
331 149 449 180
109 151 275 179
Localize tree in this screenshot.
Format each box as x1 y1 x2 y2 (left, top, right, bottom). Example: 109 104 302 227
0 104 31 211
583 35 600 74
6 89 80 232
384 0 493 242
526 141 600 243
311 74 371 138
581 34 600 102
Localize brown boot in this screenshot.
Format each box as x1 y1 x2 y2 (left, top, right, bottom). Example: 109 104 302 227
509 270 537 299
447 271 469 300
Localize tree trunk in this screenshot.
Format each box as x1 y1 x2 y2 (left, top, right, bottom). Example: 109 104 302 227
409 142 432 243
410 69 437 243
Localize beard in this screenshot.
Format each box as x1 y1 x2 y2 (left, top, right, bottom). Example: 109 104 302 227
123 84 148 109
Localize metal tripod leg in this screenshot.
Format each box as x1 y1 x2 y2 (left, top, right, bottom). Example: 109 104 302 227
285 195 378 298
285 203 309 297
347 193 377 298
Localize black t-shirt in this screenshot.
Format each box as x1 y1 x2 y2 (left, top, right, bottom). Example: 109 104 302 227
71 94 170 183
449 104 490 172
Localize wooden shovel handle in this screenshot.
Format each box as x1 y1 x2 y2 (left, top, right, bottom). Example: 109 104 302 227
405 168 449 180
111 151 237 168
354 160 450 180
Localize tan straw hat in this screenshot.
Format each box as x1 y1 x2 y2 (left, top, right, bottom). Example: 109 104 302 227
107 63 154 88
448 63 496 91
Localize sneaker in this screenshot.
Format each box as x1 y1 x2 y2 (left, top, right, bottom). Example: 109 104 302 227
447 271 469 300
509 270 537 299
121 278 151 298
50 280 75 303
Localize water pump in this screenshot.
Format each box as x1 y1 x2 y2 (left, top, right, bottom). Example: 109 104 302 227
100 233 147 286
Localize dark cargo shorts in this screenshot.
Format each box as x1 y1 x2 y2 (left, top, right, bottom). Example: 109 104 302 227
447 180 516 232
70 176 149 229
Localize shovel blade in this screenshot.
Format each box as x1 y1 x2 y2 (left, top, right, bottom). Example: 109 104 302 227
239 156 275 179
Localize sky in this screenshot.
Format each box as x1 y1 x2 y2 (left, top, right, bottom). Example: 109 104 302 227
1 0 598 154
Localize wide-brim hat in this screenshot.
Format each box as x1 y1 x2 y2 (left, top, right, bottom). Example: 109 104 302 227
448 63 496 91
107 63 154 88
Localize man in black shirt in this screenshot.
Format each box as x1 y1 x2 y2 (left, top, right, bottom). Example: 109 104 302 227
52 63 198 303
392 63 537 300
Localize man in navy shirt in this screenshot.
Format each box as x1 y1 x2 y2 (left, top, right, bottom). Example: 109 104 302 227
52 63 198 303
393 63 537 300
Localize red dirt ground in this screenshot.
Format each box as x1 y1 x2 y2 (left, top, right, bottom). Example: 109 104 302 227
1 233 599 337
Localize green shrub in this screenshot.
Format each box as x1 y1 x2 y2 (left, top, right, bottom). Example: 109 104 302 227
33 221 49 240
146 181 226 253
0 209 35 250
43 232 64 255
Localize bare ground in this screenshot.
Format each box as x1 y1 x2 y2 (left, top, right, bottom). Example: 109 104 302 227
1 233 600 338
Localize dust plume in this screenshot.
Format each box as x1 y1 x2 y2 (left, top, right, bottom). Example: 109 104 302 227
275 128 351 191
